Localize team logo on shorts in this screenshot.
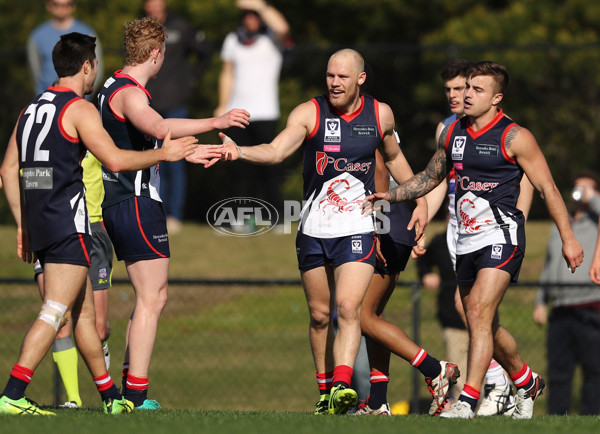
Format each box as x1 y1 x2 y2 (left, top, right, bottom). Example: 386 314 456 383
451 136 467 161
352 239 363 254
491 244 503 260
324 118 341 143
99 268 108 279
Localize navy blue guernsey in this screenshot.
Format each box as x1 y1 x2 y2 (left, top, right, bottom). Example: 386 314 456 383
16 86 90 251
98 71 161 208
300 94 380 238
446 109 525 254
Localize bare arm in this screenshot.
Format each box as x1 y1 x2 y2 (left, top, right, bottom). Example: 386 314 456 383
215 61 234 117
382 127 450 204
113 86 249 140
237 0 290 39
517 173 534 220
590 220 600 284
374 150 389 193
507 126 583 271
219 100 314 165
424 181 448 223
68 100 201 172
377 102 427 239
0 123 34 262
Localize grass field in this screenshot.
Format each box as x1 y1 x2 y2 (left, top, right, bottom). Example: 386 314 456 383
2 220 593 429
1 409 600 434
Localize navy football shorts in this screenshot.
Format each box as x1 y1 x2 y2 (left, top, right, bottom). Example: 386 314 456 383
36 232 92 268
375 232 412 276
103 196 170 261
456 244 523 286
296 231 376 272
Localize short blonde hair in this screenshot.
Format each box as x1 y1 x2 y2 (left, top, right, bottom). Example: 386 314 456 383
123 17 167 66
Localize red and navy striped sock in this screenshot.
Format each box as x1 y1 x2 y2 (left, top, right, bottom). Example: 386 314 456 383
332 365 353 388
411 349 441 378
93 372 121 401
510 363 533 391
2 364 33 400
458 384 480 412
124 374 149 407
368 370 390 408
316 371 333 395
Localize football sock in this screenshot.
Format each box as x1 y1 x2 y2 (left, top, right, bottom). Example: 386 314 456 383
316 371 333 395
458 384 480 412
124 374 149 407
52 336 82 406
485 359 506 386
510 363 533 390
332 365 353 388
368 370 389 408
93 372 121 401
2 364 33 400
411 349 441 378
121 363 129 392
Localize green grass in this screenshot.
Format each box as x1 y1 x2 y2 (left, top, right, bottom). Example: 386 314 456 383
1 409 599 434
0 220 577 419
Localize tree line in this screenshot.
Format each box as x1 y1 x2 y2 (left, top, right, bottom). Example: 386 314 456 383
1 0 599 222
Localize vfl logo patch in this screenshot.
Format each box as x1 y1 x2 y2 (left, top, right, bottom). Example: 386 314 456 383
324 118 341 143
352 239 363 254
98 268 108 279
452 136 467 161
491 244 503 260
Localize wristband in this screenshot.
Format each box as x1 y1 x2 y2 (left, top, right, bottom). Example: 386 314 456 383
235 144 244 159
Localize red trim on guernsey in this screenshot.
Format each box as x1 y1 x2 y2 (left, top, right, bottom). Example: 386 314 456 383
374 99 383 138
467 109 505 139
108 84 138 123
495 246 518 269
114 70 152 99
134 197 167 258
329 94 365 122
500 123 517 163
108 71 152 123
78 234 91 266
58 98 83 143
357 233 376 262
307 98 320 140
48 86 74 93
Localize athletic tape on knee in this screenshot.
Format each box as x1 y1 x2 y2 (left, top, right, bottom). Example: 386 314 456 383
39 300 68 331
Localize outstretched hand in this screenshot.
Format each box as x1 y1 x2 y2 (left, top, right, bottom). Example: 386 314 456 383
161 129 199 162
361 192 391 215
218 133 243 162
213 108 250 130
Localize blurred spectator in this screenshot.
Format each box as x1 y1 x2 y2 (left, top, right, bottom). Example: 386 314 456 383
215 0 290 228
145 0 213 233
417 222 468 403
534 172 600 415
28 0 103 96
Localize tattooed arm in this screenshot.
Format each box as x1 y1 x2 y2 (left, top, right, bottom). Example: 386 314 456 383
363 127 451 214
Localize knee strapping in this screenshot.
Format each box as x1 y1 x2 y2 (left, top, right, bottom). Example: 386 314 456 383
39 300 68 331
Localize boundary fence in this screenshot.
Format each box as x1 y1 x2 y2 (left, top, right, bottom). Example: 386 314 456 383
0 278 594 414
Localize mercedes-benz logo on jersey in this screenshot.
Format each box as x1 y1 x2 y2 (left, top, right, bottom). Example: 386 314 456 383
324 118 341 143
452 136 467 160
